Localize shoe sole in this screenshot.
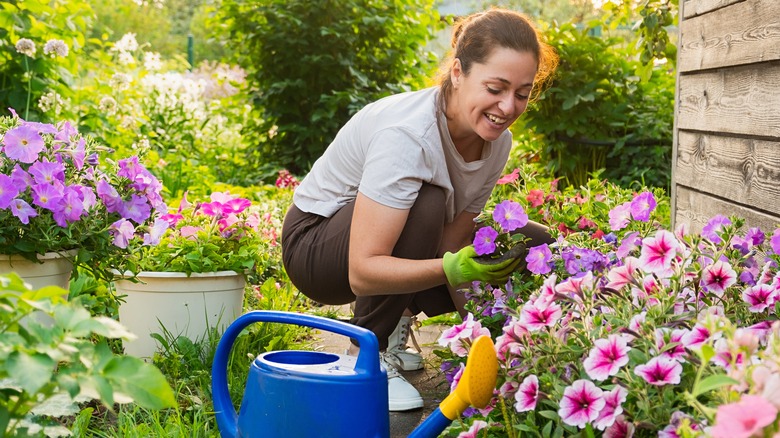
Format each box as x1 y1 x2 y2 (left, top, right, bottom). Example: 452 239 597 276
389 397 424 412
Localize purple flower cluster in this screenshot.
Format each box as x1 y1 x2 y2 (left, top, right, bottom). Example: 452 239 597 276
0 113 166 262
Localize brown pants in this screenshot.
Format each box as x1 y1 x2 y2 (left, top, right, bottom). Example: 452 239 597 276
281 184 553 350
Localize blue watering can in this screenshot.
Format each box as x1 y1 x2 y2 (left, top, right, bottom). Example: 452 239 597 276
212 310 498 438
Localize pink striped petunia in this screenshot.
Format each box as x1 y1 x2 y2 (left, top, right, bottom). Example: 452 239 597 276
638 230 681 275
593 386 629 430
634 356 682 386
605 257 640 291
514 375 539 412
519 299 562 332
558 379 605 428
700 260 738 296
742 284 778 313
583 335 632 381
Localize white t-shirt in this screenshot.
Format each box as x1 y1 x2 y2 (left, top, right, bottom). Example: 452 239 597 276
293 86 512 223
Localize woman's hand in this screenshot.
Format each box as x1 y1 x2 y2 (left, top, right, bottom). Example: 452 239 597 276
442 245 521 287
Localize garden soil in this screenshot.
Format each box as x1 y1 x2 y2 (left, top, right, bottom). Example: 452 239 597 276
309 305 452 438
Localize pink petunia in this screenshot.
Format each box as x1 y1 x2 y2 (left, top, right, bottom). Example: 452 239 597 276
519 299 562 332
655 328 688 363
638 230 681 275
109 218 136 249
493 200 528 232
710 395 777 438
558 379 605 428
593 386 628 430
634 356 682 386
437 313 489 357
526 189 545 207
514 375 539 412
583 335 632 381
742 284 778 313
456 420 488 438
603 415 635 438
608 202 632 231
605 257 640 291
496 168 520 185
681 324 711 350
700 260 737 296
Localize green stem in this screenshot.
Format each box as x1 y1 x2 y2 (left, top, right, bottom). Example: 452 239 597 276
23 57 31 119
499 396 517 438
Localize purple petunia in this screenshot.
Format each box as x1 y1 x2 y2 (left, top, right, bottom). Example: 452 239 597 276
629 191 656 222
492 200 528 232
0 174 20 209
526 244 552 275
2 124 45 163
702 214 732 244
10 198 37 224
473 226 498 256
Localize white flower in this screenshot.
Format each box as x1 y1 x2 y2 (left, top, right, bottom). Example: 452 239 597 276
98 96 117 115
112 33 139 53
118 52 135 66
15 38 36 57
109 73 131 90
143 52 162 71
43 39 69 57
38 91 67 115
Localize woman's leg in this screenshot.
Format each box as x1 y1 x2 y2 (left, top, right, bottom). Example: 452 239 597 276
350 183 448 350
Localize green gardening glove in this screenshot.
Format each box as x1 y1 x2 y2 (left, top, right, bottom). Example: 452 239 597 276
442 245 522 287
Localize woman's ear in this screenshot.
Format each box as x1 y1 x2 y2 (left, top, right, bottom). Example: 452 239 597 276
450 58 463 89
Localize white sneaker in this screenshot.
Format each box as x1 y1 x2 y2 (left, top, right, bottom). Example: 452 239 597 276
381 354 423 411
384 316 424 371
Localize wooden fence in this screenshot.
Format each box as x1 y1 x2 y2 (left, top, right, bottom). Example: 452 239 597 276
673 0 780 232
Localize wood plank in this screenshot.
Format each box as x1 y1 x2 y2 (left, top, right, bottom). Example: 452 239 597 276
674 185 780 234
680 0 780 72
677 64 780 138
675 131 780 216
683 0 745 19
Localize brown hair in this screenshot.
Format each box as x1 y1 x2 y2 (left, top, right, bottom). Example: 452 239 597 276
437 8 558 109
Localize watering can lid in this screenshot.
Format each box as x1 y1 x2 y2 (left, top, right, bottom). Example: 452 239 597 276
255 350 359 376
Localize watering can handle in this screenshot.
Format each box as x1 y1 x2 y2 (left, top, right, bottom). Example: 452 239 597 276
211 310 381 438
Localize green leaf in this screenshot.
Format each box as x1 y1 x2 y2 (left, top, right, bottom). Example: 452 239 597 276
692 374 739 397
7 351 55 394
103 356 177 409
539 410 559 421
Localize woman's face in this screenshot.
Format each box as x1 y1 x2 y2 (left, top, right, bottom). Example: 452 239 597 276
449 47 538 143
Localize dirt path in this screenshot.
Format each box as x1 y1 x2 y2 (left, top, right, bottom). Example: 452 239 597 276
308 305 452 437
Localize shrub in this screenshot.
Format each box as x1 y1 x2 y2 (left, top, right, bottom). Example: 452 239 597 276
520 22 674 190
215 0 442 173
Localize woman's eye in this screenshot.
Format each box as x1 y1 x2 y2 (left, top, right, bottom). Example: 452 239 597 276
516 93 529 100
487 87 501 95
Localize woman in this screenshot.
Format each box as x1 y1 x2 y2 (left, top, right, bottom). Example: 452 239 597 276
281 8 558 411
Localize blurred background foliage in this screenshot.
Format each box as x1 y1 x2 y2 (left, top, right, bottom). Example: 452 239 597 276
0 0 679 194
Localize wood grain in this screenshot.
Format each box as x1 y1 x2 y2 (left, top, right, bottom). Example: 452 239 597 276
674 185 780 233
675 131 780 216
680 0 780 71
677 64 780 138
683 0 745 19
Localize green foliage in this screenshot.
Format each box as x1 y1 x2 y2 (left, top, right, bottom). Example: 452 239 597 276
0 0 92 121
604 0 678 69
215 0 442 173
520 22 674 190
0 273 176 436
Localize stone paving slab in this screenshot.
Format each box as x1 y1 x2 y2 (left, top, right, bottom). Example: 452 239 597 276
308 305 452 437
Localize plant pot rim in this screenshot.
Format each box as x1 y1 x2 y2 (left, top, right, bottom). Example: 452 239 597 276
111 269 244 279
0 249 78 261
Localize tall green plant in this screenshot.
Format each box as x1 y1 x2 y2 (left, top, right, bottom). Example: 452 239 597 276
215 0 442 173
0 0 92 121
520 22 674 190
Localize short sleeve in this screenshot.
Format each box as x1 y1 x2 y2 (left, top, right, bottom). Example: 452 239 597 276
359 128 430 210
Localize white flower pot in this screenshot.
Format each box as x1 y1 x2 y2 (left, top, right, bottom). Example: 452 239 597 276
0 251 75 291
115 271 246 359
